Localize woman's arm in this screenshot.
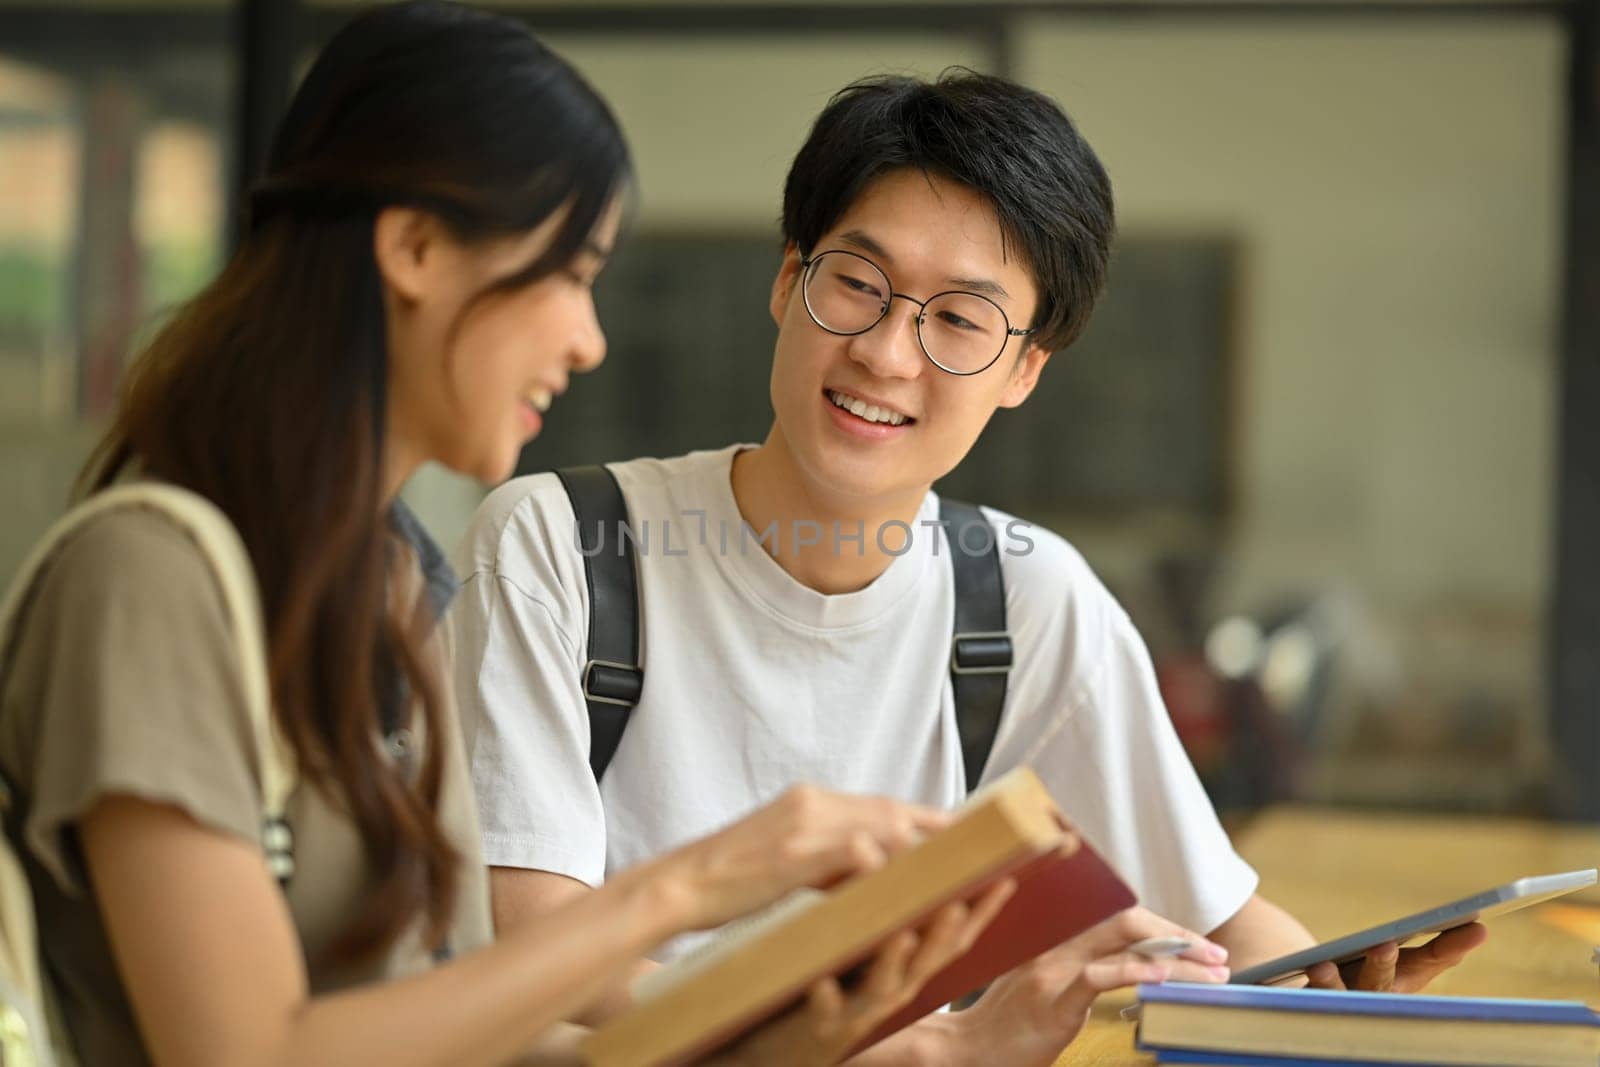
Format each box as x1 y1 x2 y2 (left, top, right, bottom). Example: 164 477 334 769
82 784 957 1067
84 795 686 1067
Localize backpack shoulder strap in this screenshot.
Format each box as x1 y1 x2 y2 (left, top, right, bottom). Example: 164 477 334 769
555 466 644 783
549 473 1007 793
940 497 1013 794
0 484 297 879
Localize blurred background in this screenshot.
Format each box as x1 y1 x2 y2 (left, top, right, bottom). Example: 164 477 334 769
2 0 1595 824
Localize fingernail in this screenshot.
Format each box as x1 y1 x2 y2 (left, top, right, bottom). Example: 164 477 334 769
1203 944 1229 964
1208 965 1231 981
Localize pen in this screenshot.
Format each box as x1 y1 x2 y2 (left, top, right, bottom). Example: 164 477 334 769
1117 940 1197 1022
1129 936 1192 958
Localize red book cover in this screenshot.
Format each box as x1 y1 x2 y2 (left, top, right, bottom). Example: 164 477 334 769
846 836 1136 1056
581 770 1138 1067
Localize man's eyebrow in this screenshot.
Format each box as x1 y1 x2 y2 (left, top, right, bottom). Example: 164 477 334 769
948 275 1010 301
836 229 1010 302
837 230 893 263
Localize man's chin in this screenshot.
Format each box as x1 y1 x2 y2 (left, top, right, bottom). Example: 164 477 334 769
805 453 928 508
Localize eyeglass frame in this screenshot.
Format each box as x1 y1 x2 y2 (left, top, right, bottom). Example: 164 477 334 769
798 249 1037 377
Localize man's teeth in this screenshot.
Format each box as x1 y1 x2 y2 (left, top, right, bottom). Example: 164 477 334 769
828 390 907 426
525 388 552 413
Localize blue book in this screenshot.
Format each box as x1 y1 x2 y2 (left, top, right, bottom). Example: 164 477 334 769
1153 1052 1462 1067
1137 982 1600 1023
1134 982 1600 1067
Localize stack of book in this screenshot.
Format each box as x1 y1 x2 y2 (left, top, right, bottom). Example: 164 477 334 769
1135 982 1600 1066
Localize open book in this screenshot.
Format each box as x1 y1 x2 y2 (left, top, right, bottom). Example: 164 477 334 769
579 767 1136 1066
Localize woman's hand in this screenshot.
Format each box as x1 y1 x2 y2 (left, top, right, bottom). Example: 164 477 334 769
643 785 952 933
705 880 1017 1067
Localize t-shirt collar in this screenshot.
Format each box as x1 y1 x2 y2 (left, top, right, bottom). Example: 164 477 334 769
677 444 937 632
389 498 458 624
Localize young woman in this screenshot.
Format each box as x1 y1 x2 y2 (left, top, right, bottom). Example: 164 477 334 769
0 3 1011 1064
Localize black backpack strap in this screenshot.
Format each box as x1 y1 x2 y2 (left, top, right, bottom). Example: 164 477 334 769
555 466 645 782
941 498 1013 793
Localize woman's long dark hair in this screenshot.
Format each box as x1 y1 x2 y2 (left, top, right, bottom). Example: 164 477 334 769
81 0 630 963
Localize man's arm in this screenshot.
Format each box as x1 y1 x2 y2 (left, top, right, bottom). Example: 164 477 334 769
1206 892 1316 970
492 867 657 1027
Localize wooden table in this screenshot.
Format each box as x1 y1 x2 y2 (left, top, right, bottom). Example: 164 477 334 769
1052 807 1600 1065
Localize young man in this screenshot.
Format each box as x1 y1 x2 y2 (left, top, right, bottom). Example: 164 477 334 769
449 72 1482 1062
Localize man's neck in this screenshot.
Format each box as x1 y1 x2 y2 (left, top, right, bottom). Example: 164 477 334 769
729 433 929 595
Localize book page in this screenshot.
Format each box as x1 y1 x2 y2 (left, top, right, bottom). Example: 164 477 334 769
632 887 826 1005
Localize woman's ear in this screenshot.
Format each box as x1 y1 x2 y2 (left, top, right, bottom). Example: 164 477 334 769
372 206 437 304
770 243 804 327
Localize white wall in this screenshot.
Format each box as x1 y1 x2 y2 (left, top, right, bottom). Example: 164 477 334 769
1013 18 1562 615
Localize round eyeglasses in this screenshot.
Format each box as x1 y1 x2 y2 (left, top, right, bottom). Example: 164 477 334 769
800 249 1035 376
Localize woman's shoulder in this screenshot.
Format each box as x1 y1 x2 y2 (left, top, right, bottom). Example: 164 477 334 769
24 501 229 618
25 503 225 612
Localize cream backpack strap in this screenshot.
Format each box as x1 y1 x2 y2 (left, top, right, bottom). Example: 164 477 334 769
0 805 49 1066
0 484 299 874
0 485 297 1066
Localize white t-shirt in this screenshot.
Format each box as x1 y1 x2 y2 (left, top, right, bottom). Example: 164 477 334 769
449 445 1258 956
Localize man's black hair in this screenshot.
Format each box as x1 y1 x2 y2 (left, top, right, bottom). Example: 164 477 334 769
782 69 1114 353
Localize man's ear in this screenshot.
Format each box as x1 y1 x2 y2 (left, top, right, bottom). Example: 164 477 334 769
770 242 804 327
997 342 1052 409
372 206 438 305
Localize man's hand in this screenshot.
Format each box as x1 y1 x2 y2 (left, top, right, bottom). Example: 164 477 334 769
1303 923 1488 992
944 907 1232 1067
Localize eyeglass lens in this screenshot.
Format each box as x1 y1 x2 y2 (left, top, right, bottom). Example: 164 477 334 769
803 251 1010 374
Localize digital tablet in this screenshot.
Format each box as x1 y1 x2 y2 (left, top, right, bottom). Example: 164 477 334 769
1230 868 1598 986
